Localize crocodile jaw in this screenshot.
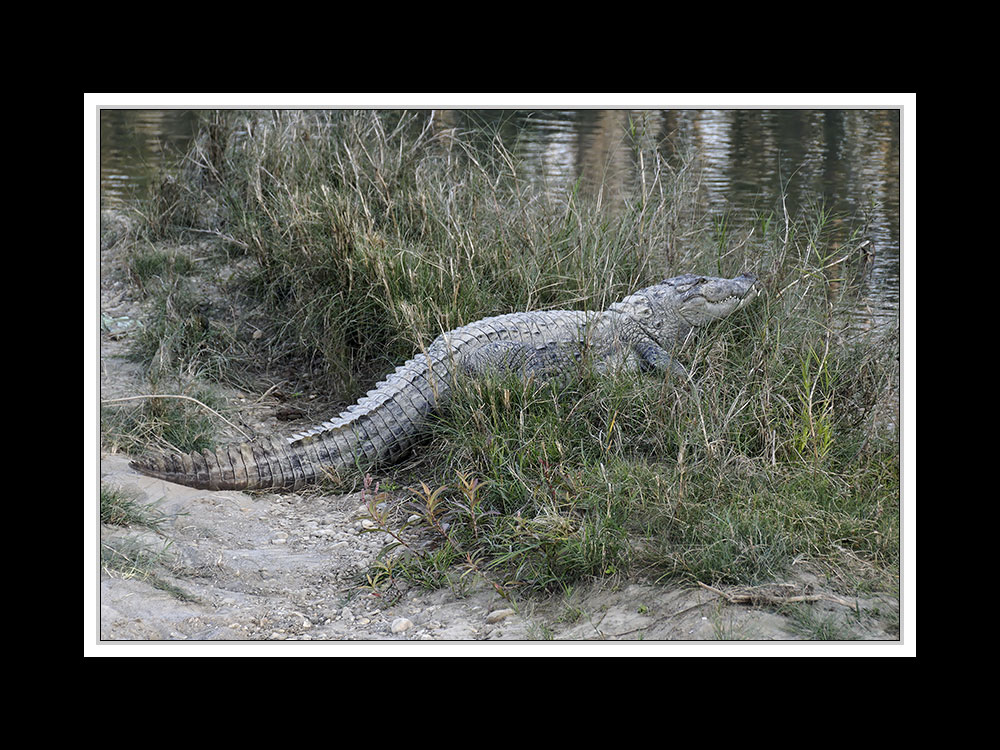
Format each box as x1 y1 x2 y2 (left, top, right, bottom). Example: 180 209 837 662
677 274 758 327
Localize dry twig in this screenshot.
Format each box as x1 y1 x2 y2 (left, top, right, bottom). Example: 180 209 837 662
697 581 856 609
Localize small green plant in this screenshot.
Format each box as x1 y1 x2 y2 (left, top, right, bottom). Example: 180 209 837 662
101 536 163 579
100 484 167 530
713 210 732 256
794 341 836 464
125 281 227 382
127 246 196 291
100 536 197 602
783 602 857 641
101 389 224 456
360 471 508 596
100 485 196 601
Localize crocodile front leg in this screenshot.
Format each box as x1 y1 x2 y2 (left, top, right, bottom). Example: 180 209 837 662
633 340 689 380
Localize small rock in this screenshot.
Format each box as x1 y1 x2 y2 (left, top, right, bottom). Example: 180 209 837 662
486 608 515 624
391 617 413 633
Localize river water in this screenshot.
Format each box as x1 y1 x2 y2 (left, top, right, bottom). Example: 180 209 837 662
99 108 901 328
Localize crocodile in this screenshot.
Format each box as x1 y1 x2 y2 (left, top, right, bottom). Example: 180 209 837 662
131 273 759 491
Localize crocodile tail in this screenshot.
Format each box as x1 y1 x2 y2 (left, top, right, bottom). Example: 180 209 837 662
130 437 318 491
130 347 453 491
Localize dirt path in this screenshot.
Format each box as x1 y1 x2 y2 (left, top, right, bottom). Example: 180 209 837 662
101 451 901 643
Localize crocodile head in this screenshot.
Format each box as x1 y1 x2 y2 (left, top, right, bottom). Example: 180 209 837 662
668 273 759 327
610 273 759 345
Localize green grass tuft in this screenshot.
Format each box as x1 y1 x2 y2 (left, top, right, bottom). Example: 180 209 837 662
100 484 168 530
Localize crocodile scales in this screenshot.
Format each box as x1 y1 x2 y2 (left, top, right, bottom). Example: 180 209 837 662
132 273 759 490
